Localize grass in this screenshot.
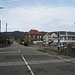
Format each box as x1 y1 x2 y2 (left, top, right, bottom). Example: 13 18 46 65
38 46 75 57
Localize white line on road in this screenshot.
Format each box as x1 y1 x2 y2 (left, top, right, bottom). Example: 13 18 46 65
19 49 35 75
57 56 71 62
18 49 21 52
0 51 20 53
46 53 72 62
22 55 35 75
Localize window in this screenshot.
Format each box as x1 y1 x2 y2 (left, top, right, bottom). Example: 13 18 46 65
33 35 35 38
31 35 33 38
35 35 37 38
40 36 41 38
29 35 30 38
37 35 39 38
68 36 72 40
72 37 75 40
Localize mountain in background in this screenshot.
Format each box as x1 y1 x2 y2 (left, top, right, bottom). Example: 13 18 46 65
2 31 48 39
2 31 25 38
3 31 74 39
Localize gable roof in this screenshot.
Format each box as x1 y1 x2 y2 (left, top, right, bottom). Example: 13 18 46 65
26 29 43 35
44 33 51 37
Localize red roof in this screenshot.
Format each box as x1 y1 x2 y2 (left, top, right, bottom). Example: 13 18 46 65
27 29 43 35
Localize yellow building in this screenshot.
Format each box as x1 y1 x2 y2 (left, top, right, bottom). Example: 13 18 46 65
43 33 51 45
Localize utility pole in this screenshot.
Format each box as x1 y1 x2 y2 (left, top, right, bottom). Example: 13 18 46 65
66 31 69 54
58 32 60 50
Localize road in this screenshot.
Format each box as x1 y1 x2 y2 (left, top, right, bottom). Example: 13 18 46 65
0 41 75 75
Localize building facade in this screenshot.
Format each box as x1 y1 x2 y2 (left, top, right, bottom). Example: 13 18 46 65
51 31 75 45
25 29 43 44
43 33 51 45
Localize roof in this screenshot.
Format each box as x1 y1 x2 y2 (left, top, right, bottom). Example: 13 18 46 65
26 29 43 35
44 33 51 37
52 31 75 35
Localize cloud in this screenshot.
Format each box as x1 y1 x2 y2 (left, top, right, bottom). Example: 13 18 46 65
8 0 18 2
1 6 75 32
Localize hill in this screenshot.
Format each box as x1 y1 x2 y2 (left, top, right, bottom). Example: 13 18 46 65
2 31 25 38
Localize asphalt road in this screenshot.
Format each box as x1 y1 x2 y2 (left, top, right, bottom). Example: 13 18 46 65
0 41 75 75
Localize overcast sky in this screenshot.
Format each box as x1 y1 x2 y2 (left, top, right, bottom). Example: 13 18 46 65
0 0 75 32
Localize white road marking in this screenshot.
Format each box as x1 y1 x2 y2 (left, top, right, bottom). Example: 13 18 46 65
18 49 21 52
57 56 71 62
0 61 25 66
19 49 35 75
46 53 73 63
0 49 21 53
22 55 35 75
0 51 20 53
27 59 65 65
0 48 5 50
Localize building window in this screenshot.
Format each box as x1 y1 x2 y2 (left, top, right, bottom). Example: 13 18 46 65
68 36 72 40
64 36 66 40
40 36 41 39
33 35 35 38
37 35 39 38
31 35 33 38
35 35 37 38
29 35 30 38
60 37 63 40
72 37 75 40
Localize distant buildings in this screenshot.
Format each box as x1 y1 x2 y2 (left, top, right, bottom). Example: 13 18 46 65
51 31 75 45
24 29 43 44
25 30 75 45
43 33 51 45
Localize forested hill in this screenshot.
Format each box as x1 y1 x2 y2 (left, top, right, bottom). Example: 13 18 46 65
2 31 25 38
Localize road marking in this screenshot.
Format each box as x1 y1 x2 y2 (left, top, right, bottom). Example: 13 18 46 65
27 59 65 65
18 49 21 52
0 51 20 53
0 61 25 66
46 53 72 62
57 56 71 62
19 49 35 75
0 49 21 54
22 55 35 75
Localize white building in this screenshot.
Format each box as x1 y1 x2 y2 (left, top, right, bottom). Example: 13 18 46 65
51 31 75 45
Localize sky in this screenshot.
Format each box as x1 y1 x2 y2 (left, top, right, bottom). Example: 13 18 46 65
0 0 75 32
